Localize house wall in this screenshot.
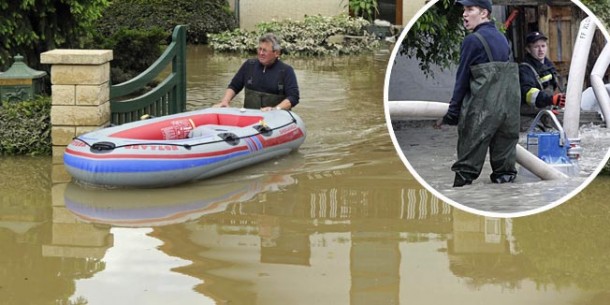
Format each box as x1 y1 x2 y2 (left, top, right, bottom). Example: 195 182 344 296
403 0 427 26
234 0 346 30
229 0 427 30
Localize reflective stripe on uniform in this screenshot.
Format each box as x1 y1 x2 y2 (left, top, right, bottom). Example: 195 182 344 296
526 88 540 106
540 73 553 83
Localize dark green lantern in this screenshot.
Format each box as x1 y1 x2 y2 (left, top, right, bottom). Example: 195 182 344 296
0 55 47 105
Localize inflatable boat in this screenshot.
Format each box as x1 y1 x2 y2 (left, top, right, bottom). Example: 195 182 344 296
64 107 306 187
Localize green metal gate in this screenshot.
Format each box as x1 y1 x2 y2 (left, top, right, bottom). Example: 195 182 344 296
109 25 187 125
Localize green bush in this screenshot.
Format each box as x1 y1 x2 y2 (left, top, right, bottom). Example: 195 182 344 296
345 0 379 22
209 14 380 56
88 27 167 84
0 96 51 156
583 0 610 28
95 0 236 45
0 0 109 72
89 0 237 84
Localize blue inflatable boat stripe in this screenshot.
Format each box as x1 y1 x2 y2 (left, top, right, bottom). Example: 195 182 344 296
64 150 249 173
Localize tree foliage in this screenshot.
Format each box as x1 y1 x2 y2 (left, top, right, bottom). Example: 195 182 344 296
343 0 379 22
0 0 109 71
399 0 465 77
400 0 610 77
88 27 167 84
582 0 610 28
95 0 236 45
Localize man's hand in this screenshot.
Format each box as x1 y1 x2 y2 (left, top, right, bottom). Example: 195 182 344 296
434 112 458 129
433 117 444 129
443 112 459 125
213 101 229 108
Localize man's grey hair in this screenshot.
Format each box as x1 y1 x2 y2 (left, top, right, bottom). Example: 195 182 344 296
259 33 281 52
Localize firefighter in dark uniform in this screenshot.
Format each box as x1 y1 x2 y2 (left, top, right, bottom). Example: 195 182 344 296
215 33 299 111
435 0 521 187
519 31 565 129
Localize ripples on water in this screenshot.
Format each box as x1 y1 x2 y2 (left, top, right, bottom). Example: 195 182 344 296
388 51 610 215
5 45 610 305
185 45 394 177
392 120 610 214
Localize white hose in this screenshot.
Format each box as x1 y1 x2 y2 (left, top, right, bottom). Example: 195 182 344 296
564 17 597 139
515 145 569 180
388 100 568 180
388 100 451 119
590 43 610 124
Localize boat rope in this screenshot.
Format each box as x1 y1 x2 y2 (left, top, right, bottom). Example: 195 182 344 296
74 114 299 152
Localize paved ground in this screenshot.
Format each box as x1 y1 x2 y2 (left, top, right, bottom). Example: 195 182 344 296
387 55 610 216
391 119 610 216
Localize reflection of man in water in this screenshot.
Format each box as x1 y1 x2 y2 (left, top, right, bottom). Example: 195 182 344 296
434 0 520 187
214 33 300 111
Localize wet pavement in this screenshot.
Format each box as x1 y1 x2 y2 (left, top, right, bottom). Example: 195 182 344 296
391 119 610 214
387 54 610 215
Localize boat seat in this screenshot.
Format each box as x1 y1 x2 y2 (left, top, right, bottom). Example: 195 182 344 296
188 124 238 138
188 126 217 138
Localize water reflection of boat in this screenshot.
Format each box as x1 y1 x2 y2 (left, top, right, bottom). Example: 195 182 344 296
64 174 296 227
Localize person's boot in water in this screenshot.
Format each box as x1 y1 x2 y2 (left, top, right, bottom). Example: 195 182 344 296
453 172 473 187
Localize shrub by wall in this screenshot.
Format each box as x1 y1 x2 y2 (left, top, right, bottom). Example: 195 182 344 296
95 0 236 45
209 14 380 55
89 0 236 83
88 27 167 84
0 97 51 156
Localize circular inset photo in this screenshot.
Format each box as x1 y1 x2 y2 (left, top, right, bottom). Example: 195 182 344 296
385 0 610 217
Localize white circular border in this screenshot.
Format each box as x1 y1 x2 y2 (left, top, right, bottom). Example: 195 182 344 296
383 0 610 218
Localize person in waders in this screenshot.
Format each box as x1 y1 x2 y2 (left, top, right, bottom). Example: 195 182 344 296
434 0 521 187
215 33 300 111
519 31 565 130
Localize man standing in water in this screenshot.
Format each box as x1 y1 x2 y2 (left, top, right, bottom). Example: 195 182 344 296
434 0 521 187
215 33 299 111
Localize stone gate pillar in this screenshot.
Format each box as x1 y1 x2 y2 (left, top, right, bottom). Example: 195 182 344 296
41 49 113 181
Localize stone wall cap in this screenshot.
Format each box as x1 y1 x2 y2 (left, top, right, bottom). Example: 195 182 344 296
41 49 113 65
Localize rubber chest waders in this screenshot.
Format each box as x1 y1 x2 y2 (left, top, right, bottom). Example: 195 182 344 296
451 32 521 181
243 60 286 109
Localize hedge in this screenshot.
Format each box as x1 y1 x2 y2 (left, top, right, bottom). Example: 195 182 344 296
94 0 236 45
0 97 51 156
87 0 237 83
88 27 167 84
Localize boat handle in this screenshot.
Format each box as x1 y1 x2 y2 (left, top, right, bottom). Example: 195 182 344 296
218 133 240 146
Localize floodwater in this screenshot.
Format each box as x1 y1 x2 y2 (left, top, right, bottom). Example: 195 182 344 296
388 54 610 215
1 46 610 304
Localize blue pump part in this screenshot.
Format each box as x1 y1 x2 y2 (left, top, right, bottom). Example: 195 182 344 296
526 110 571 164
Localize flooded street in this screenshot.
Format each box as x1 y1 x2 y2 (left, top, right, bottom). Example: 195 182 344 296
2 46 610 304
392 120 610 214
388 55 610 214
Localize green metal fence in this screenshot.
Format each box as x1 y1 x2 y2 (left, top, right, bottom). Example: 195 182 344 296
109 25 187 125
